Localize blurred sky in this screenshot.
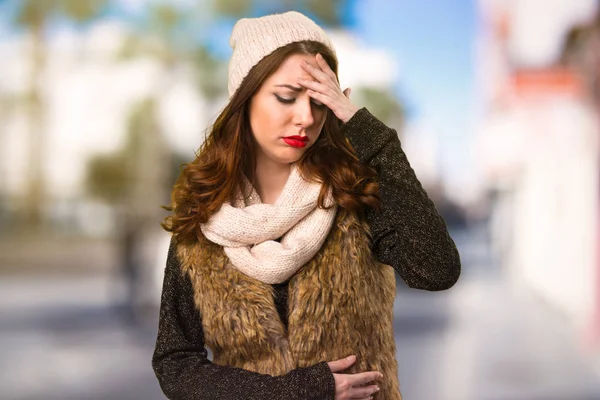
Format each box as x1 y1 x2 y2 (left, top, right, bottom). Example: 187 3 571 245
354 0 476 185
0 0 477 185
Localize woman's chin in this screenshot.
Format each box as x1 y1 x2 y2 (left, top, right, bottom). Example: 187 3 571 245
269 150 305 165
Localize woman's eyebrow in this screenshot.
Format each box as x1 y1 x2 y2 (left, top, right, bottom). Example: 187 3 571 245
274 84 302 92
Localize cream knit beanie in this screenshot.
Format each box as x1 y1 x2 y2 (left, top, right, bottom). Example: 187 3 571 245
228 11 336 97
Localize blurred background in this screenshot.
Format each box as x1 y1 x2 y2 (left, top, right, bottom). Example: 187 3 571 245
1 0 600 399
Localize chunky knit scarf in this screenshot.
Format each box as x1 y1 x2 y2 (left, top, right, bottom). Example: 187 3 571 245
201 164 338 284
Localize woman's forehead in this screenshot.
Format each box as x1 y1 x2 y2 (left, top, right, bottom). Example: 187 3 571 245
268 54 319 83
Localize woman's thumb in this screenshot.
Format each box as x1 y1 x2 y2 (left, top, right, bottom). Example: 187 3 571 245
343 87 352 99
328 355 356 372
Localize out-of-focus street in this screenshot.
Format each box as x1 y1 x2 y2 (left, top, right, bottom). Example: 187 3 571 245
2 0 600 399
2 222 599 400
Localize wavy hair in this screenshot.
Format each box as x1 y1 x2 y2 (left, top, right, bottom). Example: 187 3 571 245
162 40 379 243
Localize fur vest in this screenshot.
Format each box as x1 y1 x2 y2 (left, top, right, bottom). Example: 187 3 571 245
176 209 402 399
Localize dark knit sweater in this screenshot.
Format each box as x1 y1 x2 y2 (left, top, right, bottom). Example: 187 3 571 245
152 108 461 399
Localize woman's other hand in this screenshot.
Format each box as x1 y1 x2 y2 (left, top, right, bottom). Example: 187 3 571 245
327 355 382 400
297 53 359 124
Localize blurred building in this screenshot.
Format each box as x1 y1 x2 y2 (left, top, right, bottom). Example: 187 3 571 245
475 0 600 349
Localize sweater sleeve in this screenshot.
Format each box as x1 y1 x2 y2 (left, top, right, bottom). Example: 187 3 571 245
152 240 336 400
342 108 461 291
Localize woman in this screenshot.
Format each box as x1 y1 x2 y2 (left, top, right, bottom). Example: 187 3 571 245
152 11 460 400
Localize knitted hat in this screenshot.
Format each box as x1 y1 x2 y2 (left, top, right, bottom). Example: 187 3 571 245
228 11 336 97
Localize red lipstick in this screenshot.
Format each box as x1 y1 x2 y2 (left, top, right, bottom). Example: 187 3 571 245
282 135 308 148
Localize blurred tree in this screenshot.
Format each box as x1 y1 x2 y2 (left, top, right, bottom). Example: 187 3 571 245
86 98 174 323
304 0 343 26
14 0 109 229
214 0 252 18
114 3 226 214
86 153 128 203
86 99 172 210
191 45 227 99
95 3 224 320
212 0 346 26
118 3 226 99
353 86 405 134
0 93 15 231
57 0 108 23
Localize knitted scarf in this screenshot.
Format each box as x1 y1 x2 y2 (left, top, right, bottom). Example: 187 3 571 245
200 164 338 284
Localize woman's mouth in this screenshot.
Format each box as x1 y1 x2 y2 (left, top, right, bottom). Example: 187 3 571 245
282 136 308 148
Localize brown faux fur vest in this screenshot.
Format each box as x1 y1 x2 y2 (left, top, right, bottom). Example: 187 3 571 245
176 210 402 399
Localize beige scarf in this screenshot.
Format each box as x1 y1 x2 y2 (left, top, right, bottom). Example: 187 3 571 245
200 164 338 284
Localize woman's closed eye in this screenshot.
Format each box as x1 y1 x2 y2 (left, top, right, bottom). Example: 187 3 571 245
275 94 295 104
275 94 325 108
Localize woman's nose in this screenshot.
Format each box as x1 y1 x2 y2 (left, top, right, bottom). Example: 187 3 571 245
293 97 315 128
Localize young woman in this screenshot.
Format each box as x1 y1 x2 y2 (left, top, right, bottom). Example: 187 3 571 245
152 11 460 400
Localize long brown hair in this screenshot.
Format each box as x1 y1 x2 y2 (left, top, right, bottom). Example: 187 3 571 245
162 40 379 243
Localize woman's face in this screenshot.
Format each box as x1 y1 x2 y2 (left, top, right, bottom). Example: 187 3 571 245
249 53 328 166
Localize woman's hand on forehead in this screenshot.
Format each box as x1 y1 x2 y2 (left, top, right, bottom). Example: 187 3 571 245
296 53 359 124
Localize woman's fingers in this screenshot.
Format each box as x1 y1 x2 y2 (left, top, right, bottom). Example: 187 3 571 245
314 53 338 82
352 371 384 387
351 384 380 399
297 55 359 123
328 358 383 400
297 77 345 115
305 89 331 109
327 355 356 372
301 59 337 87
297 78 333 97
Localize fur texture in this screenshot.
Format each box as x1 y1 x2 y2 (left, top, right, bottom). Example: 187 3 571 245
177 210 401 399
